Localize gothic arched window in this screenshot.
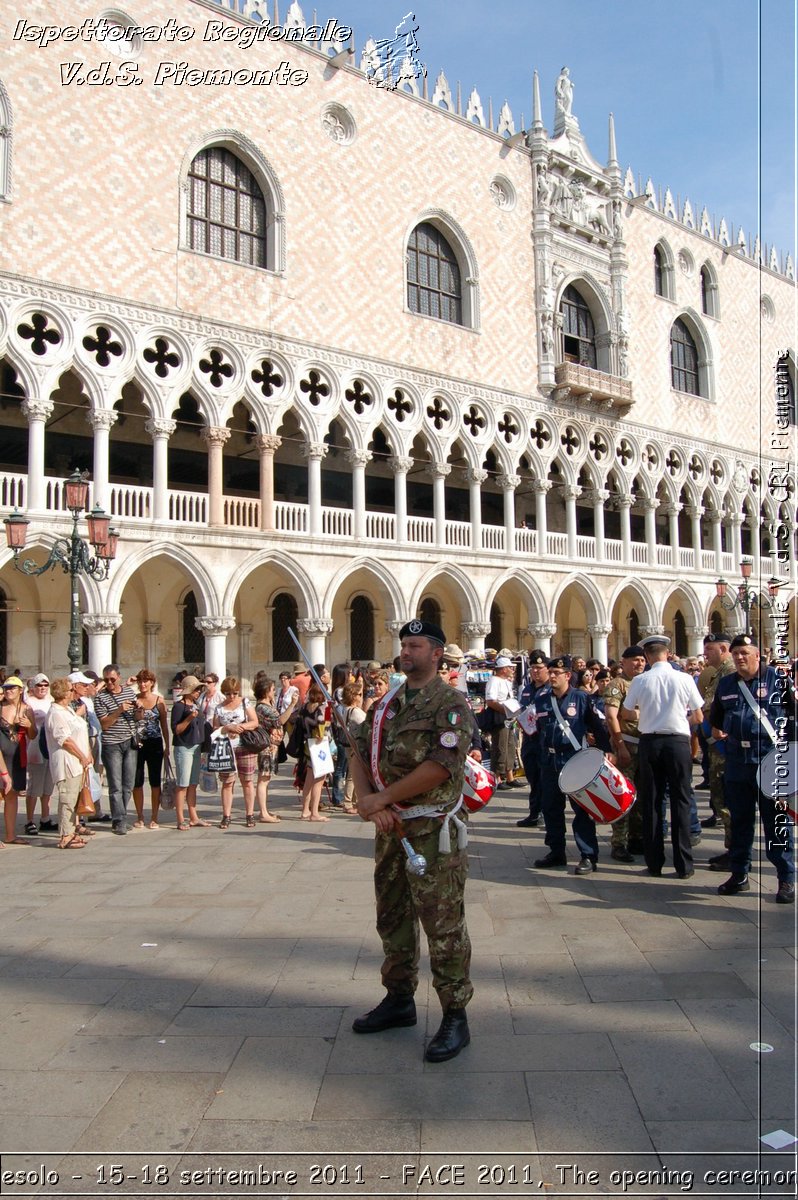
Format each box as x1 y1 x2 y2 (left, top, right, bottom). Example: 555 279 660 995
349 596 374 660
407 222 462 325
670 319 700 395
419 597 442 627
181 590 205 665
272 593 298 661
187 147 267 268
560 285 596 368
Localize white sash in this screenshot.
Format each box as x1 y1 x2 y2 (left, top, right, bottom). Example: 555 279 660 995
550 694 583 752
738 679 778 744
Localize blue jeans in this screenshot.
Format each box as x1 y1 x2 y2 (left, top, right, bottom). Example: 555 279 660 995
332 744 348 805
102 738 137 824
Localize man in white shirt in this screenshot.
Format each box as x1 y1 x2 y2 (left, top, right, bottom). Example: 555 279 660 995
24 673 54 834
620 634 704 879
485 657 521 788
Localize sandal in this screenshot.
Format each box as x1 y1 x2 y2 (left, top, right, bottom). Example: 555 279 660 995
148 821 160 830
189 819 212 827
245 814 255 828
220 815 231 829
24 822 38 836
176 822 190 831
58 835 87 849
258 814 281 823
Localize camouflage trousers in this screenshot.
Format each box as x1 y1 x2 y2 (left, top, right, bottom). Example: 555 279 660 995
610 744 643 850
709 746 731 846
374 820 473 1012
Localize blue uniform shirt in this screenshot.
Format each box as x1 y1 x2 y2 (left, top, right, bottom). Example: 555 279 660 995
533 685 610 771
710 667 797 769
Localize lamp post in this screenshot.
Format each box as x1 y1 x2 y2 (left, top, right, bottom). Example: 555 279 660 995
4 469 118 671
715 556 781 637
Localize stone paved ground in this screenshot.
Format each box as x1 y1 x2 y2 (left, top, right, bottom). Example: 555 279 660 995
0 774 795 1199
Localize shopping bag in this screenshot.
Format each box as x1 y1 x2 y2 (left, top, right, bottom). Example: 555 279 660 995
207 734 234 773
307 736 334 780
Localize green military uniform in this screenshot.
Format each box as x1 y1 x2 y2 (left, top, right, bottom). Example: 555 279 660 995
355 674 474 1012
697 656 736 845
603 674 643 852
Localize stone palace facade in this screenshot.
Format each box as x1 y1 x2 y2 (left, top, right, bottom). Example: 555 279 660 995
0 0 795 680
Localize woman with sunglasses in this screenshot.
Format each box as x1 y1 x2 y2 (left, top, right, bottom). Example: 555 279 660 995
214 677 259 828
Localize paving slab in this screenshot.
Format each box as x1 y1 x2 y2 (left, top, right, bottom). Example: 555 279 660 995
206 1035 334 1120
609 1031 753 1122
74 1071 223 1152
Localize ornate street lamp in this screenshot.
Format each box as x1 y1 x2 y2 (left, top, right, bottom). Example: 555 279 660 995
715 556 781 637
4 469 118 670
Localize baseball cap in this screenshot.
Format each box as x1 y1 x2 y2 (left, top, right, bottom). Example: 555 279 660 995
31 673 50 685
67 671 93 685
495 656 513 668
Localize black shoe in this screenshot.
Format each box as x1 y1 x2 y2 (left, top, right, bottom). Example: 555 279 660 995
425 1009 470 1063
88 813 111 823
776 881 795 905
610 847 635 863
111 821 127 836
700 815 718 828
647 867 662 877
352 993 416 1034
574 856 597 875
628 839 645 855
717 874 750 895
676 869 695 879
708 852 731 872
505 779 525 789
39 819 57 832
690 833 702 847
24 822 38 836
516 815 539 828
534 852 567 868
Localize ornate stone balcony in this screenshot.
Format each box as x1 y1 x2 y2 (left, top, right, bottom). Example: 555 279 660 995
553 361 634 412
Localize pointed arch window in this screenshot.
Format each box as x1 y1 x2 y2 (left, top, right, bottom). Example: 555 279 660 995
407 222 462 325
654 246 665 296
560 285 596 368
700 264 719 318
419 597 442 627
349 596 375 660
653 241 675 300
187 147 267 268
272 593 298 661
670 319 700 395
776 353 796 427
181 590 205 665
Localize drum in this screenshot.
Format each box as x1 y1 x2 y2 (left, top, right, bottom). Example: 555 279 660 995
461 754 496 813
757 746 798 822
558 748 636 824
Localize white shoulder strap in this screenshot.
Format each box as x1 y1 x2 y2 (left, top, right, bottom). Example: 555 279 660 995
550 694 583 752
737 679 778 744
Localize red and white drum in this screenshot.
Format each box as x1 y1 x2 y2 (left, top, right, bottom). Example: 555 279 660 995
757 746 798 822
558 748 636 824
461 754 497 813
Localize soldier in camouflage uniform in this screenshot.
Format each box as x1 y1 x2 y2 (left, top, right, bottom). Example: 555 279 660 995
604 646 646 862
349 619 474 1062
697 632 735 868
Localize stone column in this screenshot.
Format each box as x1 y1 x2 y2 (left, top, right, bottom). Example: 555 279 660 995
256 434 281 532
587 623 613 665
685 505 703 572
385 619 404 659
38 620 56 673
533 480 551 555
728 513 743 574
617 494 633 565
662 502 681 569
145 418 176 522
296 617 333 666
563 484 580 560
498 474 521 554
686 625 709 657
201 426 232 528
195 615 236 679
144 622 161 671
303 442 327 538
87 409 118 512
238 623 253 693
347 449 372 540
430 462 451 548
642 496 660 567
466 468 488 552
586 489 608 563
708 508 724 574
21 398 54 512
461 621 492 657
388 456 412 545
82 613 123 674
528 622 556 657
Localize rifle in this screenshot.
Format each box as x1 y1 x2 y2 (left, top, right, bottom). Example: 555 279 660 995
287 628 426 874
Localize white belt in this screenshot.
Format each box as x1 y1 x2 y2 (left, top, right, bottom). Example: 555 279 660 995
394 795 468 853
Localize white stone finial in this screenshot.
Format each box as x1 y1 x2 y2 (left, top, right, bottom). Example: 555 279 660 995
532 70 543 128
769 245 780 272
465 87 485 126
607 112 617 167
497 100 515 137
718 218 730 246
736 226 748 253
700 207 713 237
663 188 676 219
785 254 794 279
682 198 695 228
431 69 453 111
644 178 656 209
623 166 635 197
285 0 305 27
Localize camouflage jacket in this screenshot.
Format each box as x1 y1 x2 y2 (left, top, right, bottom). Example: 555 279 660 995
603 674 639 737
354 675 472 815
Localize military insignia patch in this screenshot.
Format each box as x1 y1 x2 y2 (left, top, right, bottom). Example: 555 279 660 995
440 731 459 748
567 706 577 716
408 619 423 634
448 712 461 726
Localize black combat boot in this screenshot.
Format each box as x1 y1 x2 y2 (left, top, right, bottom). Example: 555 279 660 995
424 1008 470 1062
352 993 417 1033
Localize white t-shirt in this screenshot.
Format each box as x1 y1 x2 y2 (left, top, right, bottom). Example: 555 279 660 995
24 692 52 767
485 675 515 709
623 662 704 736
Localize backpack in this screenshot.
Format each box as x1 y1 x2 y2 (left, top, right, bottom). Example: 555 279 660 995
285 721 304 758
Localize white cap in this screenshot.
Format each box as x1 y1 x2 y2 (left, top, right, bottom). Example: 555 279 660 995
67 671 93 684
495 656 513 668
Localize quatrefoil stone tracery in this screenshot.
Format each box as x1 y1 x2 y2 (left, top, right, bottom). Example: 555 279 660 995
18 312 61 357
